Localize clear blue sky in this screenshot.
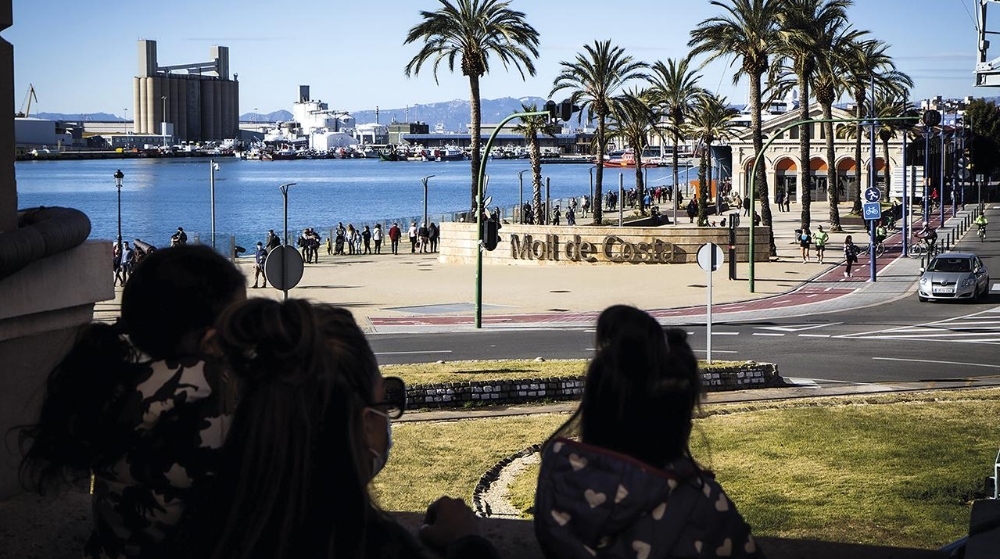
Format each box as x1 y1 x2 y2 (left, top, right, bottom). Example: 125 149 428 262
5 0 987 118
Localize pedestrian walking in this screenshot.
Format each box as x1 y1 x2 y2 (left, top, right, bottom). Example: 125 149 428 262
388 222 401 255
814 225 829 264
743 195 751 217
252 242 267 288
686 198 697 223
799 227 812 262
843 235 860 277
362 225 372 254
373 224 384 254
408 221 418 253
429 222 439 252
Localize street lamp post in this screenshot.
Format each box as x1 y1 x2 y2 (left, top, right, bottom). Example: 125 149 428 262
210 160 219 249
114 169 125 259
421 175 435 227
278 182 297 301
940 124 948 229
517 169 529 223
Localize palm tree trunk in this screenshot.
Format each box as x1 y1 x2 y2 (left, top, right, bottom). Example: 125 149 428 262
635 155 644 215
672 133 680 221
530 134 544 224
852 92 864 214
593 116 606 224
798 70 811 232
882 136 891 192
824 103 841 229
698 149 708 226
750 71 776 255
469 75 482 213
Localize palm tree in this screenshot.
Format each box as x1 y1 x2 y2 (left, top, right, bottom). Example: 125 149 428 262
775 0 851 233
843 38 912 211
404 0 540 212
686 94 739 226
551 40 648 225
811 23 867 230
608 89 660 214
513 103 559 224
690 0 782 254
647 56 706 221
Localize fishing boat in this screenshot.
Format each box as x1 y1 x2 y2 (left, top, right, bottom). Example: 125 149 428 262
603 149 658 169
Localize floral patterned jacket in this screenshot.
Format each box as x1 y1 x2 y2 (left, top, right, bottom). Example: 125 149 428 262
85 356 233 559
535 438 762 559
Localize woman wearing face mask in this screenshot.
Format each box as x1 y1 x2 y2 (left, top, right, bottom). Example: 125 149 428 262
179 299 496 559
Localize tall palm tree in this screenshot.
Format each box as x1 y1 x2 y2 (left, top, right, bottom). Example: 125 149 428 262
552 40 648 225
608 88 660 214
844 38 912 211
647 56 706 221
404 0 540 212
811 23 868 230
690 0 782 254
872 91 917 193
775 0 851 233
686 94 739 226
513 103 559 224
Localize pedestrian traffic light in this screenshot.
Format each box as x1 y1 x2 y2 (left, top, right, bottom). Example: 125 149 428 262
545 100 558 122
483 218 500 251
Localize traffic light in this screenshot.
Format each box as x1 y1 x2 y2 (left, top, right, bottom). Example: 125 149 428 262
922 110 941 127
559 99 579 122
545 100 558 122
483 218 500 251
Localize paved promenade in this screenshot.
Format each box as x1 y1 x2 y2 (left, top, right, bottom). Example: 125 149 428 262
97 199 972 333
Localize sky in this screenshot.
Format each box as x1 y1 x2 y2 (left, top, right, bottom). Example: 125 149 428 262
5 0 990 118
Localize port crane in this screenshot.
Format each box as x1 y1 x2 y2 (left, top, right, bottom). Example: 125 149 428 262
16 84 36 117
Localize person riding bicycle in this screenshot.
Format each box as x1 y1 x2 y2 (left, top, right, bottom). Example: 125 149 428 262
914 222 937 254
875 221 887 245
974 213 988 235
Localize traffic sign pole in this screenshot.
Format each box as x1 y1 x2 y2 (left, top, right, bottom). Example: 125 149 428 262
697 243 725 364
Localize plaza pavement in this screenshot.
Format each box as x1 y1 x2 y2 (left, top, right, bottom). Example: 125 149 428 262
97 199 968 333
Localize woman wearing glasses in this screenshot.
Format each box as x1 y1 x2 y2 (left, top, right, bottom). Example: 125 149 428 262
180 299 496 559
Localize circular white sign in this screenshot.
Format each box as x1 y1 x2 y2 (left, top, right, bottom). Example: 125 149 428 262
697 243 725 272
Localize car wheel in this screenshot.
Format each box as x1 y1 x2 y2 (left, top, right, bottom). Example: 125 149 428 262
918 294 927 302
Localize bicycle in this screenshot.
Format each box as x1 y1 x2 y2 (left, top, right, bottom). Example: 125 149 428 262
978 225 987 242
857 239 886 258
908 238 937 259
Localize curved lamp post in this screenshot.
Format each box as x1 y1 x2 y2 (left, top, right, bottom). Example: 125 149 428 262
517 169 530 223
114 169 125 257
421 175 435 227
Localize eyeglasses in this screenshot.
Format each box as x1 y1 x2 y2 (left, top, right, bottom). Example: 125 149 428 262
369 376 406 419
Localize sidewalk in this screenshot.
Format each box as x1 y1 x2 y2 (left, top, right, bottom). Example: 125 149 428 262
94 200 974 332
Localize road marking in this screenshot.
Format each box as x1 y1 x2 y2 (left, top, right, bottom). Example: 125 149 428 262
799 334 831 338
374 350 453 356
712 331 740 336
694 349 738 354
757 322 843 333
752 333 785 337
872 357 1000 369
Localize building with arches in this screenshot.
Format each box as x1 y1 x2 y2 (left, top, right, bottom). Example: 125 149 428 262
729 104 903 206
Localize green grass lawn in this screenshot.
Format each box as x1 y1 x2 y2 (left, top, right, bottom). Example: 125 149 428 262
372 388 1000 550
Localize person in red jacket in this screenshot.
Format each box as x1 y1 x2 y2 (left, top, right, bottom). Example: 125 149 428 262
387 222 401 255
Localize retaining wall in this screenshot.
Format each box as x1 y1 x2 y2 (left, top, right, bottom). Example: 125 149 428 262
438 222 771 265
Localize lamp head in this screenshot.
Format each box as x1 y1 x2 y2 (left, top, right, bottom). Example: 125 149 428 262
114 169 124 187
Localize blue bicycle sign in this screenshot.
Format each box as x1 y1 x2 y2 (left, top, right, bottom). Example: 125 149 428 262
863 202 882 220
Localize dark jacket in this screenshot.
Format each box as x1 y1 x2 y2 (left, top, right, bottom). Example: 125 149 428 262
535 438 761 559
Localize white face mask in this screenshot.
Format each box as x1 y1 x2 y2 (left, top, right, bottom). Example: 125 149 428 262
366 408 393 478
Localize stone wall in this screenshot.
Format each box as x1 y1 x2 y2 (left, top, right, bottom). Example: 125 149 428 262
438 222 771 265
405 363 784 410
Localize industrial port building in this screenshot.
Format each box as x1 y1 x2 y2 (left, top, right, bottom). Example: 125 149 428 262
132 40 239 141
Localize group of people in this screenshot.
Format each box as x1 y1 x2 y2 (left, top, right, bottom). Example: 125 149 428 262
16 244 762 559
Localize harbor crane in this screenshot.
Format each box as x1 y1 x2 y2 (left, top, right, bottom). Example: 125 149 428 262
16 84 36 117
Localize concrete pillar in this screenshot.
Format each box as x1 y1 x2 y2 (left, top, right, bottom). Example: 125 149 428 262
212 80 223 141
0 1 13 233
220 80 231 139
137 77 147 134
187 79 201 141
145 77 156 135
231 79 240 139
132 77 141 135
168 78 180 141
177 78 188 142
202 79 216 140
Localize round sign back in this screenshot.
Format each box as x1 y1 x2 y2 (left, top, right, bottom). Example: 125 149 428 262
264 245 304 291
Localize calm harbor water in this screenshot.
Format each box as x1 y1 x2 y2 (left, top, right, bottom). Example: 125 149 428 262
15 157 697 250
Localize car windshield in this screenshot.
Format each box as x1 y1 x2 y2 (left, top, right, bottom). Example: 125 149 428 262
928 258 972 273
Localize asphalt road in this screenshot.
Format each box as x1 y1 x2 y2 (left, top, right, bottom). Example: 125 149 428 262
370 208 1000 386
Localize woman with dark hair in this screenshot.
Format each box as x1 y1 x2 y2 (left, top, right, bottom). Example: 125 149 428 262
534 305 761 559
17 245 247 559
182 298 497 559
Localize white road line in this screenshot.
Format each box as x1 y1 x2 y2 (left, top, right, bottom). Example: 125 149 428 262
712 332 741 336
872 357 1000 369
374 350 453 356
799 334 831 338
693 349 739 354
752 333 785 337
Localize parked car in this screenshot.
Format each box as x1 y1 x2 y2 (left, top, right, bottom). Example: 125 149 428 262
917 252 991 302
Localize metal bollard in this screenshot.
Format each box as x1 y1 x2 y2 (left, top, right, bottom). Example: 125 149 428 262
229 236 236 263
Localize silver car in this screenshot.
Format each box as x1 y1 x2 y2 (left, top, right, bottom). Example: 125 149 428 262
917 252 991 302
